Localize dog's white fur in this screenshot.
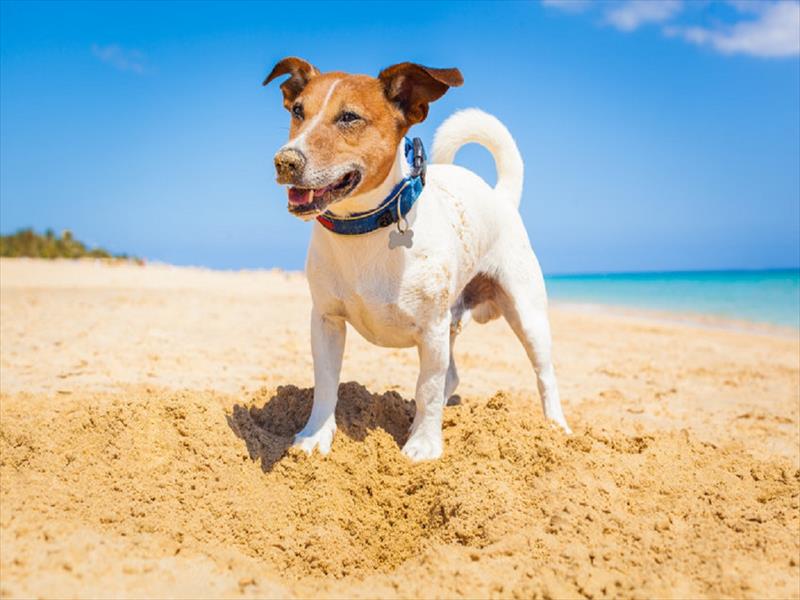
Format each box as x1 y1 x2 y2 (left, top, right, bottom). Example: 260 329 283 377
297 109 570 460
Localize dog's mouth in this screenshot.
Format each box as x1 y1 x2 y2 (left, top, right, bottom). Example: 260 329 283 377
287 170 362 217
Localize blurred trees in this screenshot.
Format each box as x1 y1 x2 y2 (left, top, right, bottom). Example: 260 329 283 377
0 228 134 260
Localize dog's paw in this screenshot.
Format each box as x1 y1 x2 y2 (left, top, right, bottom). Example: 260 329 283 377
293 420 336 455
550 416 572 435
402 429 443 462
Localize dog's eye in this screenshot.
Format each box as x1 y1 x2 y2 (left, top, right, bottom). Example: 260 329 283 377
337 111 362 124
291 103 304 120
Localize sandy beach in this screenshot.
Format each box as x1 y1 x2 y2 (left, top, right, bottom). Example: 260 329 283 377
0 257 798 598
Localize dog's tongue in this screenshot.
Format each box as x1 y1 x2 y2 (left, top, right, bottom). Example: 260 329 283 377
288 186 331 205
288 187 313 205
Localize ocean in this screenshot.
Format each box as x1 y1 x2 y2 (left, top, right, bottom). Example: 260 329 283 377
544 269 800 329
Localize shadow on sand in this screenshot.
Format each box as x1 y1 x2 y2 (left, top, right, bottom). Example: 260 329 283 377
227 381 421 472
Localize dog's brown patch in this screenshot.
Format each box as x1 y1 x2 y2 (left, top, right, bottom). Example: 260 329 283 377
462 273 503 324
462 273 500 309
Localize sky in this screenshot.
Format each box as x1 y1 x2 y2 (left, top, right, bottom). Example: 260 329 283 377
1 0 798 273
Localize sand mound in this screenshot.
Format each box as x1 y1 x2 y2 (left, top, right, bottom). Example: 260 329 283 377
2 385 798 598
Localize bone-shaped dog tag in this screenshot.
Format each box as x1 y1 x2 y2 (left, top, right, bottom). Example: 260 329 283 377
388 228 414 249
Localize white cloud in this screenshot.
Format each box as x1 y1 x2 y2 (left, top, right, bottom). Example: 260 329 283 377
91 44 147 74
541 0 799 58
726 0 768 15
541 0 592 13
605 0 683 32
665 1 800 58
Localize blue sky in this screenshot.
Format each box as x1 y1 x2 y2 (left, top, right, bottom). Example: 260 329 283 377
1 0 798 273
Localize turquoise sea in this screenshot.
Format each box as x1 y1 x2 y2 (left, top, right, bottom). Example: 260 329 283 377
544 269 800 329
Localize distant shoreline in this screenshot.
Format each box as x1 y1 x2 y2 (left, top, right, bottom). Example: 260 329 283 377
546 267 800 277
546 269 800 330
550 299 799 339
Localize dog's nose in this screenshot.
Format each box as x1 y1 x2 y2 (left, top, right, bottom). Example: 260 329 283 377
274 148 306 184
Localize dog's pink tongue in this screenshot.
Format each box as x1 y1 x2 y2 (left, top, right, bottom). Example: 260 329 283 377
288 187 313 205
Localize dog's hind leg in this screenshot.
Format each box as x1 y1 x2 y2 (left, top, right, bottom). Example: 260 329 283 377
444 338 460 401
403 319 451 461
496 260 571 433
445 304 471 401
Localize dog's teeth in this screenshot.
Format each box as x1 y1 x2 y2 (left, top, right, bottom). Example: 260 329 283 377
307 190 314 204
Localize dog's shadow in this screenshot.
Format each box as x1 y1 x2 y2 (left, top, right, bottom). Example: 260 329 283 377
227 381 420 472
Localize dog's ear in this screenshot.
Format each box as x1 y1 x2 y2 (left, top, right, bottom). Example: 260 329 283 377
263 57 320 109
378 63 463 126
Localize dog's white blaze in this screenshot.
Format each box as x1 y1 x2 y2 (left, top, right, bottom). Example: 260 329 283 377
283 79 340 155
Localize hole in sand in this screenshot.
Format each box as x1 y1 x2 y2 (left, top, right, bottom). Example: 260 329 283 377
223 382 496 577
227 381 417 472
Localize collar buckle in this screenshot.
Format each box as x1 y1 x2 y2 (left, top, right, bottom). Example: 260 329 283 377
411 137 427 185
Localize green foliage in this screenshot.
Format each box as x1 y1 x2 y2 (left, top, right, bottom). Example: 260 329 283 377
0 228 135 260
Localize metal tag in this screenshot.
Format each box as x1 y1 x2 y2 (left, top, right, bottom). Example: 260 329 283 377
388 228 414 249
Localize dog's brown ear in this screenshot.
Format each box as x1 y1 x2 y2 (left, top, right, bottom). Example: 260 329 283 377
378 63 463 126
263 57 320 109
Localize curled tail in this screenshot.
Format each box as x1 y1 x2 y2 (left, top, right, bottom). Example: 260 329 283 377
431 108 524 208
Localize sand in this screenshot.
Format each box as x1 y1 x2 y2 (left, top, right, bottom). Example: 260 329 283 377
1 258 798 599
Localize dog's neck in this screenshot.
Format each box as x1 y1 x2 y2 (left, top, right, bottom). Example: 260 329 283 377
325 141 409 217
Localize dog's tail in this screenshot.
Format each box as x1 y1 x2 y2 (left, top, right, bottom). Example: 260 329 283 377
431 108 524 208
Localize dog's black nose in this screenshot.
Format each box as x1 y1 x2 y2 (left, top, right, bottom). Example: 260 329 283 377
274 148 306 184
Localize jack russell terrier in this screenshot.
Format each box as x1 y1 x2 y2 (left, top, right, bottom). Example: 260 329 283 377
265 57 570 461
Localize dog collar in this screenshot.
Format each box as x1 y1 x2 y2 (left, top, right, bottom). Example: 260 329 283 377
316 138 426 236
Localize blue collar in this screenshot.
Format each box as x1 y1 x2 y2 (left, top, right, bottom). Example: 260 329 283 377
316 138 426 235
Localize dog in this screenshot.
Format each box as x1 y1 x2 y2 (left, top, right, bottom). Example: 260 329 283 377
264 57 570 461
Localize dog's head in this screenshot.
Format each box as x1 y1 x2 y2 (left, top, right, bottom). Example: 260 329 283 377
264 57 462 218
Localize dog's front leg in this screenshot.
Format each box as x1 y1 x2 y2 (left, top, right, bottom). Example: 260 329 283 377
294 310 345 455
403 321 450 461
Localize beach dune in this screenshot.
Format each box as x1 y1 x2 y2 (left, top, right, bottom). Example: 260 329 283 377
1 258 798 598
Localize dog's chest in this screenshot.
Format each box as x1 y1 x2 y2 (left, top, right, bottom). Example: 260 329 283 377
318 249 452 348
335 274 426 347
341 297 414 347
